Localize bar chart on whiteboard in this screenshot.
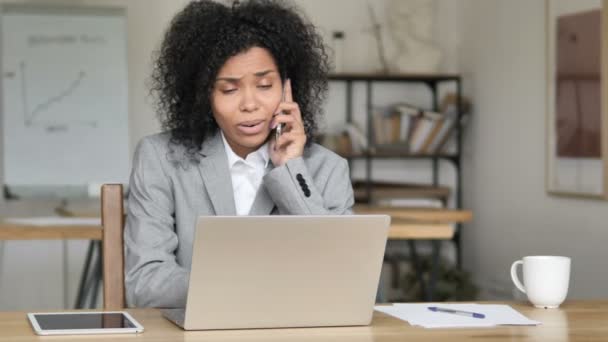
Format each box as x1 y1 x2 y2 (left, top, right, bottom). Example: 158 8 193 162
1 5 130 197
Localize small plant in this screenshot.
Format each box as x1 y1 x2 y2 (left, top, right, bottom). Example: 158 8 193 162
400 256 479 302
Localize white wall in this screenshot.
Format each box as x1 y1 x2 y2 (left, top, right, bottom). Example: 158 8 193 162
460 0 608 299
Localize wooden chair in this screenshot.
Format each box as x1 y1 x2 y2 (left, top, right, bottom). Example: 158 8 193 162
101 184 126 309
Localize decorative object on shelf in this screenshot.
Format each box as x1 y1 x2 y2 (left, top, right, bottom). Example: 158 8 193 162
331 30 345 73
320 123 367 156
337 132 352 156
546 0 608 198
385 0 442 74
343 122 368 154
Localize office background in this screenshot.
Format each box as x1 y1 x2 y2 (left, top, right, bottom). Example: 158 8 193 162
0 0 606 310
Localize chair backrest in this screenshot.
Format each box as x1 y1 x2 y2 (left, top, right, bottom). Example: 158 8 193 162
101 184 125 310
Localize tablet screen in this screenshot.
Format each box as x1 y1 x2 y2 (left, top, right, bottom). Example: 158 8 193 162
33 313 137 330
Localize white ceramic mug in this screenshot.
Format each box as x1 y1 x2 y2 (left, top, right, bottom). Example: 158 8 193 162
510 256 571 308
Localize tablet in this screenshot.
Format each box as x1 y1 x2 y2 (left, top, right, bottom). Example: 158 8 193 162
27 311 144 335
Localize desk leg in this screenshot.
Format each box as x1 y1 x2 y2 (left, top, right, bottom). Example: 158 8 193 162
428 241 441 302
63 240 68 309
408 241 428 301
408 241 442 302
88 243 102 309
74 241 100 309
0 241 4 306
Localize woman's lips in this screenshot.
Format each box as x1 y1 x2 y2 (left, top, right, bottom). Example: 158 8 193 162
236 120 266 135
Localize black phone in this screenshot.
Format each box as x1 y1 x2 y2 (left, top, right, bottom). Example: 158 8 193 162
274 78 288 140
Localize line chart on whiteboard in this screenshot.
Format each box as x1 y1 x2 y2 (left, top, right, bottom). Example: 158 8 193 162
14 61 98 131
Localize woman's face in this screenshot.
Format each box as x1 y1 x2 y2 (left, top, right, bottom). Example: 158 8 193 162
211 46 283 158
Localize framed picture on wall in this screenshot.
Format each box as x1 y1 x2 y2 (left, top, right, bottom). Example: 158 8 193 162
546 0 608 198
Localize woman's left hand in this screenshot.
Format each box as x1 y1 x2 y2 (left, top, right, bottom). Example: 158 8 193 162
269 79 306 166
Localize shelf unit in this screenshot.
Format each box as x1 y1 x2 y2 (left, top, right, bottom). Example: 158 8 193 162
329 72 465 268
352 182 451 203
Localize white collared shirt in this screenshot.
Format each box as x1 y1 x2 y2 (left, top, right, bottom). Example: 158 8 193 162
221 132 270 215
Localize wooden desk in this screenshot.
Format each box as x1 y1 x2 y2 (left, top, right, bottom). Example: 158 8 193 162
354 206 473 240
0 219 102 309
54 207 472 241
1 209 467 242
2 301 607 341
0 220 102 240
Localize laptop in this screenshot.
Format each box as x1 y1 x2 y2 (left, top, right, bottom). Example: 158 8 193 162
162 215 390 330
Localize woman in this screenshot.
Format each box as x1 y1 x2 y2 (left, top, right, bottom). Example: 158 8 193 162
125 0 354 308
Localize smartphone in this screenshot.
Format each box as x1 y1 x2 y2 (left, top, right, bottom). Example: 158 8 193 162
274 78 287 141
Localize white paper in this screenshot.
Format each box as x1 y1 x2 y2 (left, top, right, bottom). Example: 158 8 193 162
5 216 101 226
375 303 541 329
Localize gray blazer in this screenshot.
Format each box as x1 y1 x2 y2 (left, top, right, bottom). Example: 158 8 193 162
124 132 354 308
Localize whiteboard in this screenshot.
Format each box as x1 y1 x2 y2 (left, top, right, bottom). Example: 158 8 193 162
1 4 129 197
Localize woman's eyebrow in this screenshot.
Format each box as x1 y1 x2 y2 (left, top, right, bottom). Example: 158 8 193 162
215 77 240 83
253 70 276 77
216 70 277 82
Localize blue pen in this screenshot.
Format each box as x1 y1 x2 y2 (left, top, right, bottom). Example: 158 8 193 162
428 306 485 319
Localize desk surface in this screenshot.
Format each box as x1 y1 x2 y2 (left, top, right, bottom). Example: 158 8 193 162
0 220 102 240
0 220 446 241
2 301 607 341
354 206 473 240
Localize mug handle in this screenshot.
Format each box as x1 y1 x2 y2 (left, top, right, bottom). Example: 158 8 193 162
510 260 526 293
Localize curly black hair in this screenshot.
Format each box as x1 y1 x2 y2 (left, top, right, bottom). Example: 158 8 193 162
151 0 330 162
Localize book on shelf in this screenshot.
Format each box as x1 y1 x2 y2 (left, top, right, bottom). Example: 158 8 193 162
390 112 401 143
393 103 421 144
372 112 383 145
426 109 457 153
408 109 444 154
372 104 419 148
375 198 444 208
372 108 402 144
437 114 470 154
433 93 472 153
352 181 450 203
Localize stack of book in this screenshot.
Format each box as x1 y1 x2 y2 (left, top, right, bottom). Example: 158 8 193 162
352 181 448 208
372 94 470 155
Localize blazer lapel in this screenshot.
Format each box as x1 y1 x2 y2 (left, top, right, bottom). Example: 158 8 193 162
197 133 236 216
248 164 276 215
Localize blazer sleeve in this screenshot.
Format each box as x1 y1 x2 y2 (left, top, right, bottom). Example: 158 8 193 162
263 154 354 215
124 138 189 308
